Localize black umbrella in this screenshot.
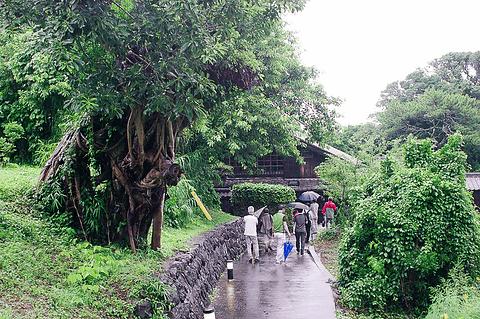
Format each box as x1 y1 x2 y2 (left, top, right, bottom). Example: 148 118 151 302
298 191 320 203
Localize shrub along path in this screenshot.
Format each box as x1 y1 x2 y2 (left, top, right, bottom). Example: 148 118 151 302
0 165 235 318
213 243 336 319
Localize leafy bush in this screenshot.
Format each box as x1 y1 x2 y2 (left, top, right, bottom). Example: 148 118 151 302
175 151 221 210
339 134 480 312
164 178 198 228
65 242 123 293
425 266 480 319
3 122 24 144
231 182 296 214
0 122 24 165
130 279 173 319
0 138 14 165
33 140 59 166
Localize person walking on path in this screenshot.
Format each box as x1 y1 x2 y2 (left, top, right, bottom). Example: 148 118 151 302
317 197 326 227
321 197 337 229
244 206 260 263
258 207 274 253
309 201 319 241
293 208 307 255
272 208 291 264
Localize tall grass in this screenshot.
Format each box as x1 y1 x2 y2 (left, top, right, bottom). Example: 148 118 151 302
425 268 480 319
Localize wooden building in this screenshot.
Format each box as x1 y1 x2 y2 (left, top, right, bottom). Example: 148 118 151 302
467 173 480 211
215 141 357 211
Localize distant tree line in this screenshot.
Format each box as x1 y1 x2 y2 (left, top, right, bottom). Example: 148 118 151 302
332 52 480 170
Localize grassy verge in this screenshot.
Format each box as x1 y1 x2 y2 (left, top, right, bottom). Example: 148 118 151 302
314 227 340 278
0 166 235 319
0 165 40 201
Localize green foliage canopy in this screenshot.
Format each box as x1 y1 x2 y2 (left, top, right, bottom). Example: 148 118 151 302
0 30 72 161
0 0 317 250
178 23 338 176
378 52 480 108
375 52 480 169
378 90 480 169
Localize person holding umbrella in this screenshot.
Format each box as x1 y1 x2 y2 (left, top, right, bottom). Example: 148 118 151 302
292 208 307 255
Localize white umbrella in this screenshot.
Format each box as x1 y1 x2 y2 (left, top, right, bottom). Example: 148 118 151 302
253 206 267 217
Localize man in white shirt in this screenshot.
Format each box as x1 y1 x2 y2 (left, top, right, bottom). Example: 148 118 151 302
244 206 260 264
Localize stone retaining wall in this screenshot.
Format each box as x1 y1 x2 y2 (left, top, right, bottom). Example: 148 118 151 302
160 218 244 319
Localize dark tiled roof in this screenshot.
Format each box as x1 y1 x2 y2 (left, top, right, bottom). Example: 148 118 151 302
466 173 480 191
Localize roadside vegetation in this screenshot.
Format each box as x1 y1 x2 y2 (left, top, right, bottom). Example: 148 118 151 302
315 52 480 319
0 166 233 319
318 136 480 319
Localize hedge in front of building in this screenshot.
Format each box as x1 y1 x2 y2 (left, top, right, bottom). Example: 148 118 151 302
231 182 296 215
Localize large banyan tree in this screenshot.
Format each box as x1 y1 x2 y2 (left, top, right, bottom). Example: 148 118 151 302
0 0 307 251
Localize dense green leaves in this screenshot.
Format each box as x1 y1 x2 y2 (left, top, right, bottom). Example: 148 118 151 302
0 29 73 161
339 135 480 312
231 182 296 214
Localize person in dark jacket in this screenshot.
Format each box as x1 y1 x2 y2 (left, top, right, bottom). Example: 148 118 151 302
293 209 307 255
258 208 274 252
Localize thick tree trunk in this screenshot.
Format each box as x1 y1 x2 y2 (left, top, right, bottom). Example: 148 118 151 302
38 109 186 251
151 192 165 250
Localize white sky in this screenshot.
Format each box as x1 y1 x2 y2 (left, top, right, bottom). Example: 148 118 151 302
284 0 480 126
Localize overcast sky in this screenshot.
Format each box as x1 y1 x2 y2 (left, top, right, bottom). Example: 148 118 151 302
284 0 480 126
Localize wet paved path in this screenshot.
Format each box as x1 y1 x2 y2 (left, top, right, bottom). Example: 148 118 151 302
213 245 336 319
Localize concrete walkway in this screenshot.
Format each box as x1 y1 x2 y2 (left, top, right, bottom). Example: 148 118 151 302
212 245 336 319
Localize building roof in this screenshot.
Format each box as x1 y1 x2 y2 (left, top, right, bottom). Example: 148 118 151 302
299 139 359 165
323 144 360 165
467 173 480 191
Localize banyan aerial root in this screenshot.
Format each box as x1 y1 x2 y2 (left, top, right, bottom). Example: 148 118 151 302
39 108 186 252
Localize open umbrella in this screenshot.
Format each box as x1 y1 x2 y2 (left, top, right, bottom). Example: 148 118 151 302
253 206 267 218
287 202 310 210
298 191 320 203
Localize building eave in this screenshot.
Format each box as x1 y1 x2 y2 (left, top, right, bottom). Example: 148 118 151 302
298 138 359 165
